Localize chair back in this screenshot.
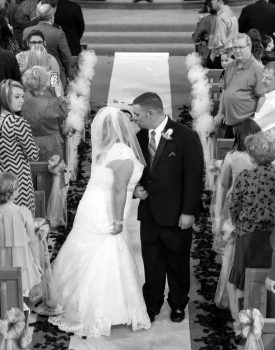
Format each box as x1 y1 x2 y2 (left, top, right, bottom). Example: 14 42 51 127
215 138 234 160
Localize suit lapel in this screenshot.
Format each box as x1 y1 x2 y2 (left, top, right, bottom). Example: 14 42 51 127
151 117 174 173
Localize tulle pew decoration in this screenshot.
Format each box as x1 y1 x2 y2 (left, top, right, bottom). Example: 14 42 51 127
0 308 30 350
47 155 67 228
239 309 264 350
186 52 214 189
65 50 97 181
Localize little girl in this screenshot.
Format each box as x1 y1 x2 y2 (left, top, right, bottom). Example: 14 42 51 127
0 172 42 293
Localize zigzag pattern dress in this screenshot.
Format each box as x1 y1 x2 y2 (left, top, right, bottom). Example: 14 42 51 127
0 113 39 213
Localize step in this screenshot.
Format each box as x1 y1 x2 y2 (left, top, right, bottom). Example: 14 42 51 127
85 22 196 32
83 42 195 55
77 0 253 9
82 31 194 44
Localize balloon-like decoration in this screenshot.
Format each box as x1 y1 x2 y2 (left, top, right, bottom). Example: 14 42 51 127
239 308 264 350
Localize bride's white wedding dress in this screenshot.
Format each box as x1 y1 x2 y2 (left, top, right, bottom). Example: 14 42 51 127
48 143 151 337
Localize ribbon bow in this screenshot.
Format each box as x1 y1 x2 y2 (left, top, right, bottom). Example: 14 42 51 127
239 309 264 350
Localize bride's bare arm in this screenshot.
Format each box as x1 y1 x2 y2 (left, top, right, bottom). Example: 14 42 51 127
107 159 134 234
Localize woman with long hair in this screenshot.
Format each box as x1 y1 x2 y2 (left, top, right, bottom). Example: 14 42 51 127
48 106 151 337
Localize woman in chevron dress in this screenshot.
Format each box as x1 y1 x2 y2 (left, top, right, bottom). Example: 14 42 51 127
0 80 39 214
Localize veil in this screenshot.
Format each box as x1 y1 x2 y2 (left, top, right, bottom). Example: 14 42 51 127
91 106 146 166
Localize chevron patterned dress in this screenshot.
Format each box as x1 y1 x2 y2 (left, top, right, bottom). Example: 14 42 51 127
0 113 39 213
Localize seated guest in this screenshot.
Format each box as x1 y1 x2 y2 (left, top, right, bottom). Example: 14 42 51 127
0 47 21 82
255 62 275 131
219 49 235 89
229 131 275 309
261 35 275 65
0 79 39 214
0 172 42 293
21 66 68 161
213 119 260 335
0 15 20 54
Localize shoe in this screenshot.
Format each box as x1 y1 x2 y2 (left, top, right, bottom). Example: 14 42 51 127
148 310 159 323
170 309 185 322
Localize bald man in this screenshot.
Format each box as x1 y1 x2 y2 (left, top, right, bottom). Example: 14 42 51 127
22 3 71 86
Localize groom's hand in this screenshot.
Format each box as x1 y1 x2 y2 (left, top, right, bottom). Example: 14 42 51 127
134 185 148 200
178 214 195 230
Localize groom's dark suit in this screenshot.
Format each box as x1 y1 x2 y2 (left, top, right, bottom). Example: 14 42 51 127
137 117 204 314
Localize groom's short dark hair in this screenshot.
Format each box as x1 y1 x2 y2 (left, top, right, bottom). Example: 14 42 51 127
133 92 163 112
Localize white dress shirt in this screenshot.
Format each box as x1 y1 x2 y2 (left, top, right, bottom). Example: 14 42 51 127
149 116 168 149
255 90 275 132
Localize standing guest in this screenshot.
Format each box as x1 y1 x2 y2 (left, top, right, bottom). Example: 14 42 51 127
7 0 37 48
22 3 72 88
247 28 264 66
229 131 275 307
261 35 275 65
207 0 238 69
239 0 275 37
21 66 67 161
16 29 59 77
54 0 85 56
0 47 21 82
133 93 204 323
0 172 42 293
0 15 20 54
0 79 39 214
214 33 264 137
255 62 275 132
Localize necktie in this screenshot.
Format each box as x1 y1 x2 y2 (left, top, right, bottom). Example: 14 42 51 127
148 130 156 167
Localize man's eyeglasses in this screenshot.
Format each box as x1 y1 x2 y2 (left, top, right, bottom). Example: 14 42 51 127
29 40 44 46
232 45 249 51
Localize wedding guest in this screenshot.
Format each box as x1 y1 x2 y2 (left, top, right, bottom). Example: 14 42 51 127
0 172 42 293
0 79 39 214
21 66 67 161
214 33 264 138
16 30 60 79
255 62 275 131
229 131 275 307
0 47 21 82
213 119 260 335
247 28 264 66
261 35 275 65
0 15 20 54
7 0 37 47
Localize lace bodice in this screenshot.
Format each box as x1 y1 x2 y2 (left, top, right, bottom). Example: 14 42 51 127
90 143 144 193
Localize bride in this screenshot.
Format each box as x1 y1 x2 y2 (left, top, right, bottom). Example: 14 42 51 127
48 106 151 337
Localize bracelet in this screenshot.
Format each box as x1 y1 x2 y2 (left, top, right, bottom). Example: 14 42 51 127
114 220 124 225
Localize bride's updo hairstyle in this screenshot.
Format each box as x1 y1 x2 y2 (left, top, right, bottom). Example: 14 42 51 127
0 172 18 204
91 106 145 165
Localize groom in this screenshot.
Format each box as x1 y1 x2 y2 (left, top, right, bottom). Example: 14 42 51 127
133 92 204 323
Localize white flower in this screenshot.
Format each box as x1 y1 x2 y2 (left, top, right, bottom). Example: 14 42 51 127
162 128 173 140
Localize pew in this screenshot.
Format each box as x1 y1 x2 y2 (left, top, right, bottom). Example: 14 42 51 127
0 267 23 318
206 69 223 113
244 268 275 349
30 162 52 211
215 138 234 160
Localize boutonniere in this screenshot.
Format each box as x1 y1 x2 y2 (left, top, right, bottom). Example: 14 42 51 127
161 128 173 140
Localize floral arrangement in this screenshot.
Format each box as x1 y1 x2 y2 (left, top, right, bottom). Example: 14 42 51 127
161 128 173 140
239 308 264 350
0 308 31 350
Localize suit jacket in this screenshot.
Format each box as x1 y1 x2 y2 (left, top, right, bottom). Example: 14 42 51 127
54 0 85 56
22 22 72 78
137 118 204 227
238 0 275 36
0 48 21 83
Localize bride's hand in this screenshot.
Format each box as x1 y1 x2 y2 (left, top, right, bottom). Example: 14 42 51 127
111 222 123 235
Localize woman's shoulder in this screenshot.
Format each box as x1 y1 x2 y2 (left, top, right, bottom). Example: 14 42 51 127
108 142 135 160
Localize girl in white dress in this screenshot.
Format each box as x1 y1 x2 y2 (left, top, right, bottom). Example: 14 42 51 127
49 107 151 337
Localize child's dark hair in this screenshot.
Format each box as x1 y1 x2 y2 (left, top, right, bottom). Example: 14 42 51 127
261 35 273 50
231 118 261 152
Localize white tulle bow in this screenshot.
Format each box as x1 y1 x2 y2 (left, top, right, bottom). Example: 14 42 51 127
239 309 264 350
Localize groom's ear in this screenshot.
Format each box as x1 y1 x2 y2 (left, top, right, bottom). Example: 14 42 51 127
147 109 153 119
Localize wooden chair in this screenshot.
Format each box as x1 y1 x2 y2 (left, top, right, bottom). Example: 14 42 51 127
207 69 223 85
34 191 46 218
244 268 275 349
215 138 234 160
30 162 52 209
0 267 23 318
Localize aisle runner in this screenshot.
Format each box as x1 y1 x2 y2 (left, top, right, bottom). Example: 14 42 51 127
107 52 172 116
69 52 191 350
